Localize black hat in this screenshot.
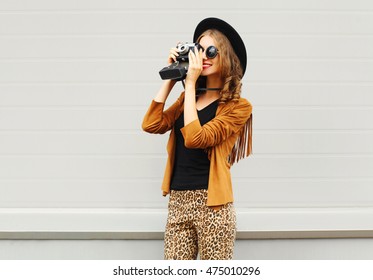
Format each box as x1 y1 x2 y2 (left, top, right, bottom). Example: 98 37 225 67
193 17 247 77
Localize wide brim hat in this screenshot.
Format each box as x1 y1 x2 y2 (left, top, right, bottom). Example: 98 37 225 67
193 17 247 77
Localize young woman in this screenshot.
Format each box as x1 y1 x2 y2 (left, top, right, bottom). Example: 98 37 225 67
142 17 252 260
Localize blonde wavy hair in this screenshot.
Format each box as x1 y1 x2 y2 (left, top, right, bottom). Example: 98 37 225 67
196 29 243 103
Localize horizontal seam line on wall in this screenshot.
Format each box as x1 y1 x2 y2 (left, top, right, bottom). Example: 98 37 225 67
1 10 373 14
1 230 373 240
1 58 373 62
1 82 373 85
1 177 373 182
1 106 373 110
0 130 372 134
1 34 373 38
0 154 373 158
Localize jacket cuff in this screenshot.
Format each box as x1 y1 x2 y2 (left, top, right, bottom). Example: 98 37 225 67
180 119 201 141
145 100 165 120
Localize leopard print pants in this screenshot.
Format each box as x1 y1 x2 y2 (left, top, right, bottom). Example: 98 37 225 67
164 189 236 260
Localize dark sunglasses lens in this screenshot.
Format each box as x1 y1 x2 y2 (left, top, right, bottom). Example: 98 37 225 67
206 46 218 58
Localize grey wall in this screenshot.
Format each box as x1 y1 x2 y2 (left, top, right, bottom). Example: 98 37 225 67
2 239 373 260
0 0 373 259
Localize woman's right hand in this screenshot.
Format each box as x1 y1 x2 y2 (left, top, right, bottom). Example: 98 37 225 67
167 46 179 65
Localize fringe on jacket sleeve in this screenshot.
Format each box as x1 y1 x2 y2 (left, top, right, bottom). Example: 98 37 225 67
228 113 253 166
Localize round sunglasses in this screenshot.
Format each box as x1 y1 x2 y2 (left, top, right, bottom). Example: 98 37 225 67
200 45 219 59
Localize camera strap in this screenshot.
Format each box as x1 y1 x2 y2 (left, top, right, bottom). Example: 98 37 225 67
196 87 223 91
181 81 222 92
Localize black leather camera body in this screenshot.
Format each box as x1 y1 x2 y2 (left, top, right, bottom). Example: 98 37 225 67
159 43 202 81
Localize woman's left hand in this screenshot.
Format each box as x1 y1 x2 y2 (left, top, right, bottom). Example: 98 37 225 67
185 46 203 86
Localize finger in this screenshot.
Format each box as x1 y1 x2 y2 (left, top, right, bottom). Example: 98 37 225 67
195 47 203 63
190 47 201 68
168 48 179 64
188 48 194 61
170 48 179 57
188 50 197 66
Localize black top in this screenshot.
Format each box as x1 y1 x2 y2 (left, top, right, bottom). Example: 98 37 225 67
170 99 219 190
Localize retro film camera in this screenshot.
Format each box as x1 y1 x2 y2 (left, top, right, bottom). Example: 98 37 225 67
159 42 202 81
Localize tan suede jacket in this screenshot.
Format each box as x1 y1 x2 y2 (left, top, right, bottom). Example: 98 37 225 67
142 92 252 207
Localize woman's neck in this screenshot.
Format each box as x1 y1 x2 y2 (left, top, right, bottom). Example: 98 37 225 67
206 75 223 90
197 76 222 104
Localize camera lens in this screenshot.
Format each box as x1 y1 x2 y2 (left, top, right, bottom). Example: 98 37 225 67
178 44 189 55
